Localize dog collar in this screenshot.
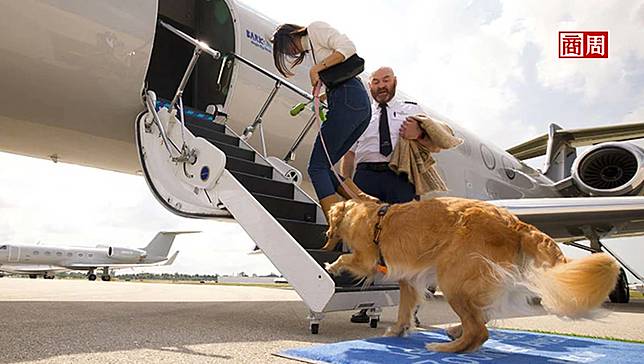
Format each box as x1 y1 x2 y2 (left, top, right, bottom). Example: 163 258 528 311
373 204 391 274
373 203 390 245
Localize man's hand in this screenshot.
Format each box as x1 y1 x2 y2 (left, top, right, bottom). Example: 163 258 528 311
399 117 423 140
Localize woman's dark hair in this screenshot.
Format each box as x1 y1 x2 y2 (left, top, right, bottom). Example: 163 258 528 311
270 24 308 77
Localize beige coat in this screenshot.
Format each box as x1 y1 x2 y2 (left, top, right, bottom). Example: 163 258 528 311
389 114 463 195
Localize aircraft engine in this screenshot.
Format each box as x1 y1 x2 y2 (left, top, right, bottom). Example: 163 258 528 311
107 247 146 262
572 142 644 196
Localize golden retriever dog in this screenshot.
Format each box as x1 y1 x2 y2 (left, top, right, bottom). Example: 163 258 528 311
322 197 619 353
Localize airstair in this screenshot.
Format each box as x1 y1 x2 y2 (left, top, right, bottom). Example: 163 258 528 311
135 21 399 333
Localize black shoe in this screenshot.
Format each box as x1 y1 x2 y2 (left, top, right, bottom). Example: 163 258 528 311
350 310 370 323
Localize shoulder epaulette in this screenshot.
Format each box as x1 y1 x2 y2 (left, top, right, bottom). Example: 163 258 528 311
403 101 418 105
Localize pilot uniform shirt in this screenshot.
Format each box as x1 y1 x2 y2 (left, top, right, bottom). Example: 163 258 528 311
351 98 423 165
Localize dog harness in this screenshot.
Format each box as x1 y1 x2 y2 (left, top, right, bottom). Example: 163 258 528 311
373 203 390 274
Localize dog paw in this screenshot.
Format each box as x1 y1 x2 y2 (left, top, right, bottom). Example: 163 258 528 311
324 262 339 276
384 325 409 337
425 343 444 352
446 325 463 340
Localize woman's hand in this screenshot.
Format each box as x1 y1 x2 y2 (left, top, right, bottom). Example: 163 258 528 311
309 66 321 88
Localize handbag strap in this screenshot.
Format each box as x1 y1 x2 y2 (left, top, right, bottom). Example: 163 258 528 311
308 38 318 64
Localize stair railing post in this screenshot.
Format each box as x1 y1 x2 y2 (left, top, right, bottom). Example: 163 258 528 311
170 47 202 111
284 114 316 162
241 80 282 157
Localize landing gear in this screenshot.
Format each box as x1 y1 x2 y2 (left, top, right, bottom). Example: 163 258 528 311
43 274 55 280
101 267 111 282
367 307 382 329
370 318 379 328
29 274 37 279
308 311 324 335
87 268 97 281
609 268 629 304
575 227 640 304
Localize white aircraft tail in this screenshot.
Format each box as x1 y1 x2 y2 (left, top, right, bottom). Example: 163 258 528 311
142 231 198 259
163 250 180 265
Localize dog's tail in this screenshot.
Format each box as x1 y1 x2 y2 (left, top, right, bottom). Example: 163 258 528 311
525 252 619 318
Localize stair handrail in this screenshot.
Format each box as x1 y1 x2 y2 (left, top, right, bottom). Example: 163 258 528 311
230 52 327 160
158 20 325 161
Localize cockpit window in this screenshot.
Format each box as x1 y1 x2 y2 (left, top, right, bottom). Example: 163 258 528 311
0 245 7 250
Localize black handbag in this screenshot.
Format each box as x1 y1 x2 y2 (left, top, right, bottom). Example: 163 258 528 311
310 40 364 88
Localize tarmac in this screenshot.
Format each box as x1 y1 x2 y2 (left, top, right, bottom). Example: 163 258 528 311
0 278 642 363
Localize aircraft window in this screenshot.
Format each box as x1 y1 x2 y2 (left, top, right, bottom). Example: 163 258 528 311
0 245 6 250
455 132 471 156
78 253 83 257
502 157 516 180
44 251 51 256
67 252 73 257
33 251 39 255
56 252 63 256
88 253 93 258
480 144 496 170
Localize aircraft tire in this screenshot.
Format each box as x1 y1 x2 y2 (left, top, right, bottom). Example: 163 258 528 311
88 274 97 281
369 318 379 328
609 268 629 304
310 323 319 334
101 275 111 282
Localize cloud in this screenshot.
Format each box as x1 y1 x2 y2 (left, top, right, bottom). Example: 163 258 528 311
240 0 644 147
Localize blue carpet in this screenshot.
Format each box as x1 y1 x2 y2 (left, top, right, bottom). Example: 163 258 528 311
277 329 643 363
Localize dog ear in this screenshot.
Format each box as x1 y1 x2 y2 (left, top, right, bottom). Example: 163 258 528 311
322 201 347 251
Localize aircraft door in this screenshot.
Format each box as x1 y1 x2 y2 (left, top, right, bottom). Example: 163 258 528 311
8 246 20 262
148 0 236 110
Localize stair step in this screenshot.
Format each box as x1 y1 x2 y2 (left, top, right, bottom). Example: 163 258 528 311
210 140 255 161
277 219 327 250
334 285 400 292
253 193 317 222
186 123 239 147
226 157 272 179
183 116 225 133
306 250 367 288
232 171 294 199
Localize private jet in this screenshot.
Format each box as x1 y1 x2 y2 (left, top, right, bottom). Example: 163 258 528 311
0 231 191 281
0 0 642 332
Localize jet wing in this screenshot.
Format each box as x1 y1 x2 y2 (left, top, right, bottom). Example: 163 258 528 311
0 265 70 274
507 121 644 160
489 196 644 241
63 251 179 270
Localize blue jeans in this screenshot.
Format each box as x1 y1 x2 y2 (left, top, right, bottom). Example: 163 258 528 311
308 77 371 199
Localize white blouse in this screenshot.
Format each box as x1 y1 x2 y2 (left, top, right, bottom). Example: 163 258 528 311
301 21 356 64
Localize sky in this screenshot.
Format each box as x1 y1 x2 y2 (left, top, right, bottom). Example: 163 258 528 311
1 0 643 280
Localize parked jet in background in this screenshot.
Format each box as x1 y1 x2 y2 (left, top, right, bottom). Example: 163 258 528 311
0 231 196 281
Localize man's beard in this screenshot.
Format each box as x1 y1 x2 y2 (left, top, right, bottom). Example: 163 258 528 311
373 84 396 103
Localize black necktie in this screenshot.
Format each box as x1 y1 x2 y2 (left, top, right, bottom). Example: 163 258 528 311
378 103 392 156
